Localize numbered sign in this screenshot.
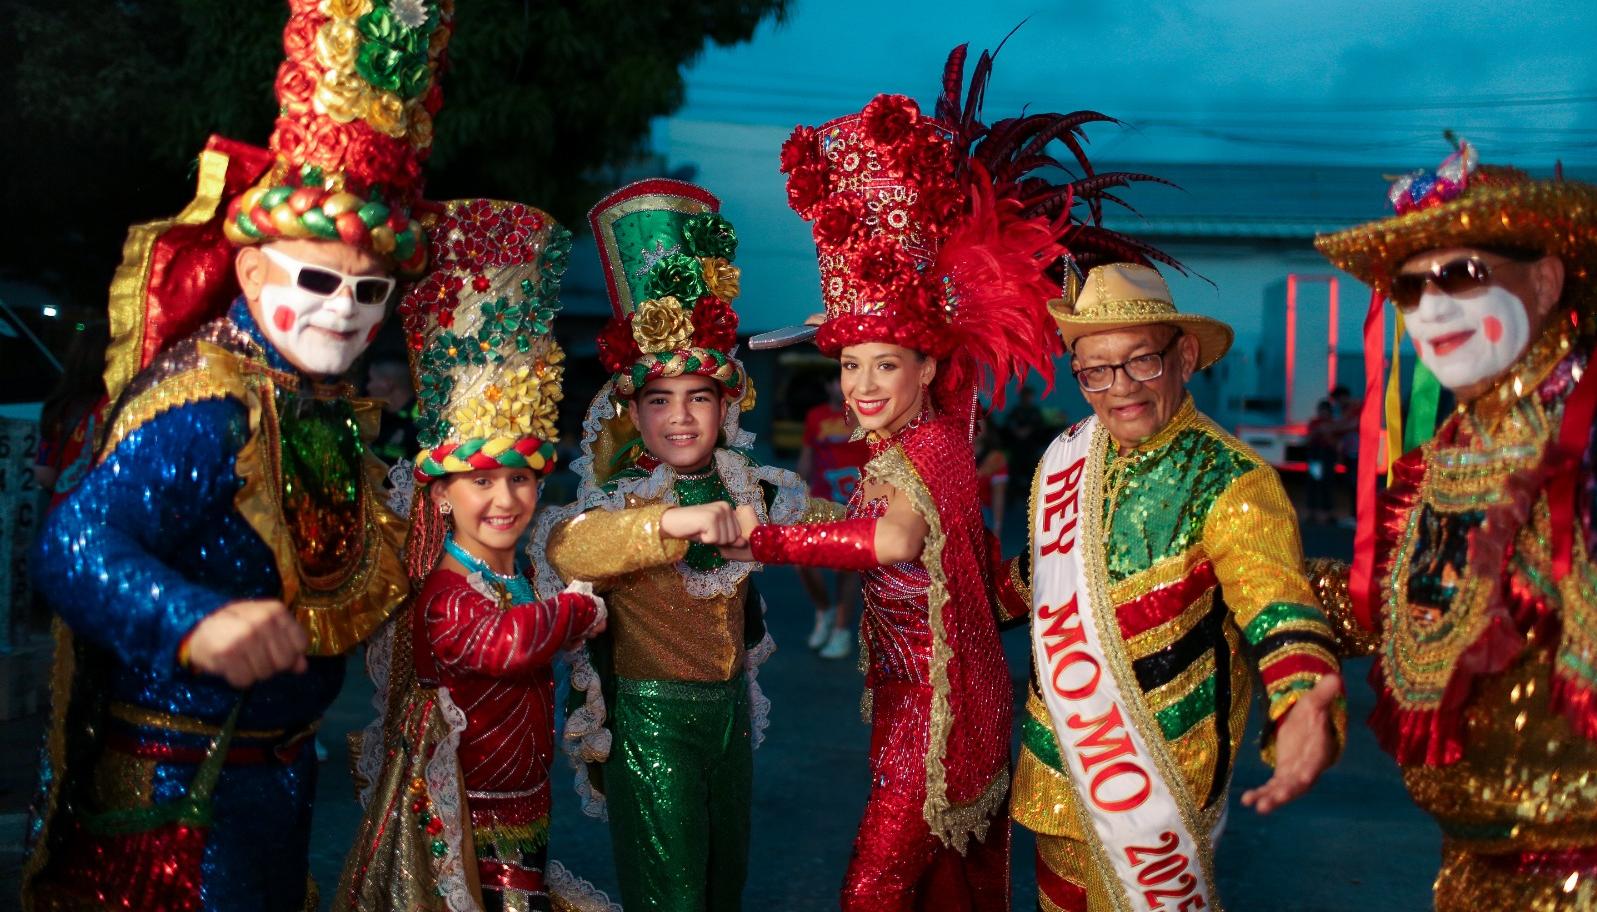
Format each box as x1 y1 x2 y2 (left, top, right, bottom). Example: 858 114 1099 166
0 417 43 653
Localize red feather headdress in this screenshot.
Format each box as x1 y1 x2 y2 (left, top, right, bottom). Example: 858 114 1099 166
780 42 1181 426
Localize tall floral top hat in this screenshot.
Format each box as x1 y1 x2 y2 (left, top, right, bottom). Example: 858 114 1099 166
775 43 1182 419
591 179 747 400
220 0 455 273
103 0 455 405
1316 138 1597 316
400 199 570 483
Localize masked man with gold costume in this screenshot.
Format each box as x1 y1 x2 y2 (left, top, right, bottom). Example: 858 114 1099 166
21 1 452 909
1316 140 1597 911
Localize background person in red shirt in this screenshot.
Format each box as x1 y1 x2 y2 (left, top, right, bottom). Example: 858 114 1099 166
974 416 1009 535
797 377 868 658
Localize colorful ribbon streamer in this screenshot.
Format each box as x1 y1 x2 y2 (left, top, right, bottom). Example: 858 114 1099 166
1350 289 1388 632
1405 362 1441 453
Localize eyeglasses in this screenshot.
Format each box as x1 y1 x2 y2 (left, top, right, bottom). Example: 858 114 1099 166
1388 255 1531 313
262 247 395 306
1072 332 1182 393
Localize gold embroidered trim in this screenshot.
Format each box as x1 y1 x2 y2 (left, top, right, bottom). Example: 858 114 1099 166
102 356 248 455
1106 549 1206 606
105 148 235 403
105 702 301 740
233 362 408 656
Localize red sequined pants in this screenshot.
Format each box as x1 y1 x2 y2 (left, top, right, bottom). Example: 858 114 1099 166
841 682 1010 911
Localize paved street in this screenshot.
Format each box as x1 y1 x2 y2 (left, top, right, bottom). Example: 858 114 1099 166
3 518 1439 910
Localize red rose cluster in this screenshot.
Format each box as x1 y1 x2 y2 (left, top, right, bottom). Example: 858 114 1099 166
780 92 969 356
597 314 642 375
267 0 450 208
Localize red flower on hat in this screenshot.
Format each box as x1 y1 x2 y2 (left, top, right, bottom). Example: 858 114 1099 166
275 65 317 117
916 182 964 239
281 14 321 63
785 164 827 217
422 83 445 116
852 235 920 301
345 129 420 199
780 126 820 175
270 118 311 170
904 133 956 182
813 195 868 248
691 296 738 352
304 120 353 174
598 315 643 374
862 94 921 147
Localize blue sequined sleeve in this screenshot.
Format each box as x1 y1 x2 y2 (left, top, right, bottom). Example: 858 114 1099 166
34 397 250 675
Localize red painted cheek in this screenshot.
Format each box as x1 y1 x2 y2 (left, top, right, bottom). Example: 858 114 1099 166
272 306 296 333
1483 315 1504 343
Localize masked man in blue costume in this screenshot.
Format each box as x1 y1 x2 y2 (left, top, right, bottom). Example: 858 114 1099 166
21 1 453 909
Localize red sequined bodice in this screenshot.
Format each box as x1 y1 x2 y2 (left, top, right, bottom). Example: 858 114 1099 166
849 491 933 684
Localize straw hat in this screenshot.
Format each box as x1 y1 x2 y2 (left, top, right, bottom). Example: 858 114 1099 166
1049 263 1233 369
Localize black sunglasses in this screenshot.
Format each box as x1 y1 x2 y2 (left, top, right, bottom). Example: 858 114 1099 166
1388 254 1536 313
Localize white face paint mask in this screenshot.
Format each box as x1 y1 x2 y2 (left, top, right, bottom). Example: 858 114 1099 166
257 249 389 377
1404 284 1531 392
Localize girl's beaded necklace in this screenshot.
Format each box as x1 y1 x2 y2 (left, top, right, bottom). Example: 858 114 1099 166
444 535 535 604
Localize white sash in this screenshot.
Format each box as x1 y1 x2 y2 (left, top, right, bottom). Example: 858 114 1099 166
1030 417 1221 912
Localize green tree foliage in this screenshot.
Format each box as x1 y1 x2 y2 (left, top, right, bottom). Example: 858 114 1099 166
0 0 788 309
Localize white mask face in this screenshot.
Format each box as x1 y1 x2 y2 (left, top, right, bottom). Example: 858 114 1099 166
256 254 388 377
1404 284 1531 391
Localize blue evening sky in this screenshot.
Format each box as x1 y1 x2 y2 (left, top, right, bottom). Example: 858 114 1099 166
676 0 1597 167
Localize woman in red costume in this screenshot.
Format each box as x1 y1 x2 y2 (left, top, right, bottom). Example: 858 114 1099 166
730 45 1175 911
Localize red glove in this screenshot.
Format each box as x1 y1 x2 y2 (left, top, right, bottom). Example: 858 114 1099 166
750 518 881 571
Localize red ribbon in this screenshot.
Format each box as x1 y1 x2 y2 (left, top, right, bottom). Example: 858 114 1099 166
477 859 546 893
1349 289 1388 631
1549 343 1597 580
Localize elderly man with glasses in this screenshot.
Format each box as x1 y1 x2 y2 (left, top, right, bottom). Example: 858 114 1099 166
1315 141 1597 911
993 262 1345 912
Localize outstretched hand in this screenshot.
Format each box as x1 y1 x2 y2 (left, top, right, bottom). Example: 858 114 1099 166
1241 673 1342 815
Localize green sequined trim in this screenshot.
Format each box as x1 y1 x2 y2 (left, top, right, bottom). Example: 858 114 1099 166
675 469 734 571
617 676 745 701
1243 601 1331 644
1022 715 1066 772
1155 673 1216 741
1100 424 1256 585
1510 551 1558 602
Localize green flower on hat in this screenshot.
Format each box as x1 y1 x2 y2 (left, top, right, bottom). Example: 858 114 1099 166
642 253 708 303
480 297 523 337
418 372 453 408
682 212 739 260
355 0 438 99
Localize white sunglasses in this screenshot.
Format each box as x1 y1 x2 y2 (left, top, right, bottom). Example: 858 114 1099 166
262 246 395 306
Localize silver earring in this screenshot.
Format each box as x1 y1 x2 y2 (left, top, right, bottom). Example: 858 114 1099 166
439 502 452 515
